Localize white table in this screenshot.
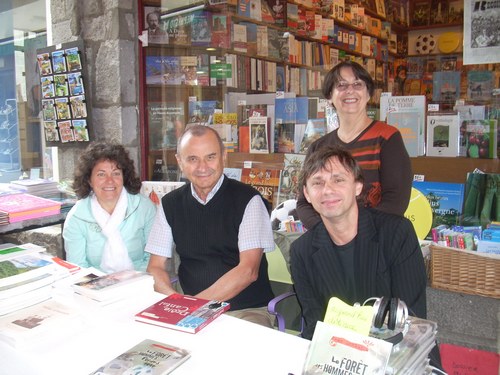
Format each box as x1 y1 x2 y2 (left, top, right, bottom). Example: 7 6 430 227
1 289 310 375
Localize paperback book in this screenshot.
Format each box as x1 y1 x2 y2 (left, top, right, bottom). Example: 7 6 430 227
0 243 46 262
426 113 460 157
303 321 393 375
413 181 465 240
432 71 460 102
0 193 61 223
0 254 55 288
379 94 426 157
90 339 191 375
72 270 153 303
241 167 281 208
135 293 230 334
459 119 498 159
0 299 81 348
277 153 306 205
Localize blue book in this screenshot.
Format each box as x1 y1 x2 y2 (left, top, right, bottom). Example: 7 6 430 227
413 181 465 240
187 100 219 125
275 97 309 125
432 71 460 102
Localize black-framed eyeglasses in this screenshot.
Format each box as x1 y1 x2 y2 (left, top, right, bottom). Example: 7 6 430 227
335 81 366 91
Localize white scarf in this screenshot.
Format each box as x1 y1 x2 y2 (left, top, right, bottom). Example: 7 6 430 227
91 188 134 273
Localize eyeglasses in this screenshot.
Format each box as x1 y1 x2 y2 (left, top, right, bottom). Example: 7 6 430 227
335 81 366 91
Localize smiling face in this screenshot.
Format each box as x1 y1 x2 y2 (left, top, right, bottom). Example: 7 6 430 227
303 157 363 223
176 129 225 202
89 159 124 213
330 66 371 117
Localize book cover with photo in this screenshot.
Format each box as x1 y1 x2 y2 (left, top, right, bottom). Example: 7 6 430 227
135 293 230 334
276 122 295 153
211 14 231 48
148 102 185 150
72 270 153 303
467 70 495 101
300 118 327 154
249 115 269 153
164 13 191 46
275 97 309 125
187 100 219 126
191 10 212 46
0 253 55 288
145 56 183 85
0 299 82 349
459 119 498 159
426 113 460 157
413 181 465 240
89 339 191 375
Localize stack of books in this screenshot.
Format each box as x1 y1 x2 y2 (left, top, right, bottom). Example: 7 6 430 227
10 179 60 196
0 193 62 223
0 244 57 316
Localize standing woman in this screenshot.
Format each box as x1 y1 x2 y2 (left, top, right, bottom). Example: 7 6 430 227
296 61 412 229
63 142 157 273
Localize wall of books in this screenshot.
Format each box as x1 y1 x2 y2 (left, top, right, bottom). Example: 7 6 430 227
36 40 90 145
139 0 499 210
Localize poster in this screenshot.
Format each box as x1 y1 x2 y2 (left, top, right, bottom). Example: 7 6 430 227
463 0 500 64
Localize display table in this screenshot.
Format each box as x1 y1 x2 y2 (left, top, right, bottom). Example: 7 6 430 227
1 287 310 375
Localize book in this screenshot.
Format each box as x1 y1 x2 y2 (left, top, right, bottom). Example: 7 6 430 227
147 102 185 150
459 120 498 159
0 193 61 223
432 71 460 102
412 1 430 26
426 113 460 157
248 115 269 153
0 254 55 288
89 339 191 375
413 181 465 240
0 299 81 348
0 243 46 262
0 280 53 316
379 94 426 157
467 70 495 101
276 122 296 153
241 167 281 208
72 270 154 303
303 321 393 375
135 293 230 334
190 10 212 46
277 153 306 205
299 118 327 154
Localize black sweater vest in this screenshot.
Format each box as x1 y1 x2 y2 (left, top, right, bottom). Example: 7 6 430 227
162 177 274 310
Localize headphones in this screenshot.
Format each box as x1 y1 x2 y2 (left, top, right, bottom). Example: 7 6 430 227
364 297 409 345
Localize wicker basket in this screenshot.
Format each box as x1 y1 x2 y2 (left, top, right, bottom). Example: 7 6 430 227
430 245 500 299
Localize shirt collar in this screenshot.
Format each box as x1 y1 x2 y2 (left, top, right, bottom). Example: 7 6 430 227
190 174 225 205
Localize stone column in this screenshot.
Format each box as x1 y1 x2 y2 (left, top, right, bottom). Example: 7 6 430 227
50 0 141 181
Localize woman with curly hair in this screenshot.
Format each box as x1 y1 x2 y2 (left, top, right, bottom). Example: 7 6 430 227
296 61 412 229
63 142 156 273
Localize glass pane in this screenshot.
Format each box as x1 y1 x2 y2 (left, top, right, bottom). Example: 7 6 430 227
0 0 48 183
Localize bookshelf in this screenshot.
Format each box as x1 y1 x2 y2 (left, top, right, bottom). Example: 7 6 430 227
139 1 499 185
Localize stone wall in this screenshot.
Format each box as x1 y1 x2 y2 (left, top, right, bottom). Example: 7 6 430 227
50 0 141 182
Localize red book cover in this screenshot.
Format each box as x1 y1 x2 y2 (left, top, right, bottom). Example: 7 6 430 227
135 293 230 334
